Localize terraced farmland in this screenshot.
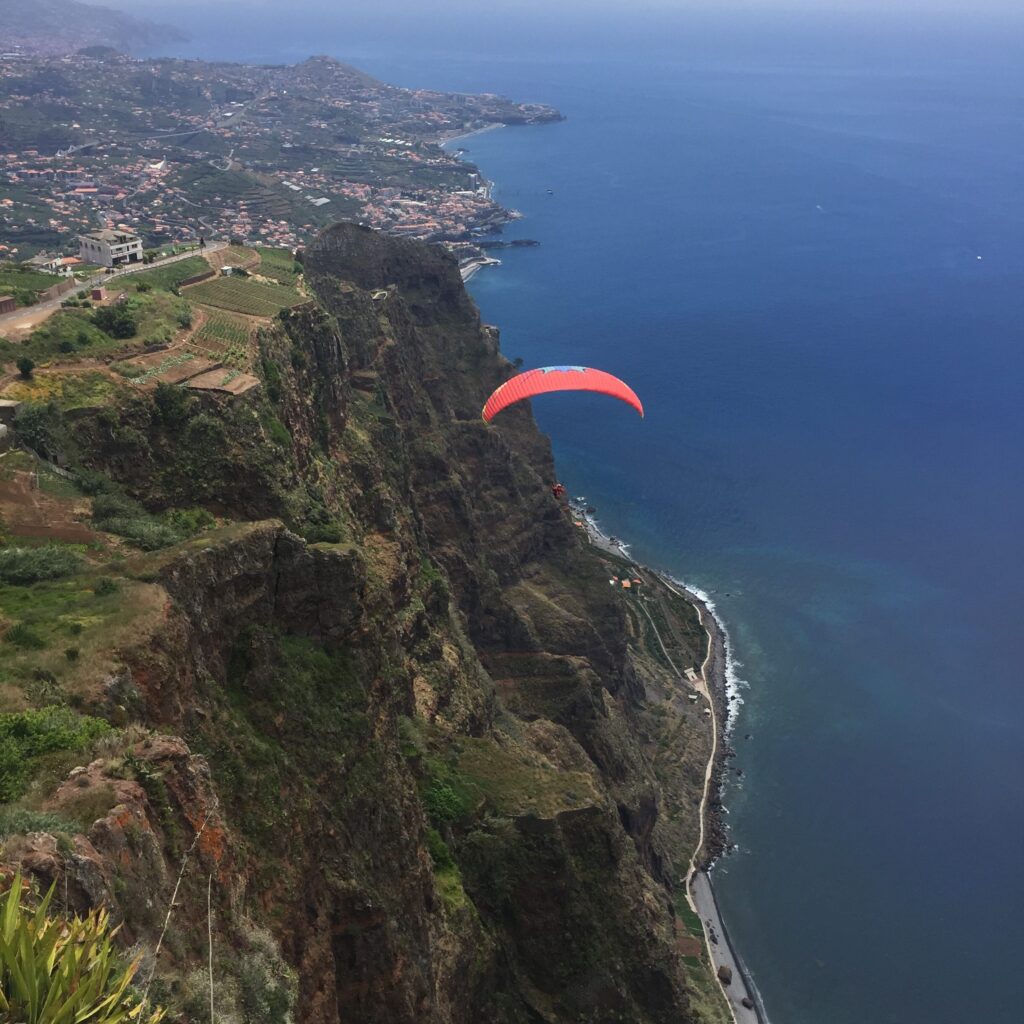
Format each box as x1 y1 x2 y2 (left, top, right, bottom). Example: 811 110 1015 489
255 247 302 285
218 245 259 268
193 310 254 368
186 277 301 317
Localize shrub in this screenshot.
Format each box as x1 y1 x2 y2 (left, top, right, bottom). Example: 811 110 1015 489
153 382 194 426
176 308 193 328
94 576 119 596
266 415 291 447
92 493 181 550
163 506 214 536
76 329 91 346
59 340 74 353
424 776 472 824
0 872 166 1024
92 305 137 339
0 706 111 801
260 356 282 402
91 492 140 521
0 545 83 584
4 623 46 649
135 280 152 292
98 516 179 551
112 361 144 379
16 355 34 379
426 826 455 870
64 647 80 662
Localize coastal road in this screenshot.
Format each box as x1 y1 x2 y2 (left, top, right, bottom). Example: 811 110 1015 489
0 243 226 337
586 532 765 1024
692 872 762 1024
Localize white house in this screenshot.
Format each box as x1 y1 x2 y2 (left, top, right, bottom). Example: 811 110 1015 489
77 229 144 268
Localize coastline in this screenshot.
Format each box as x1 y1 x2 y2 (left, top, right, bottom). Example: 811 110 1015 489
439 121 506 148
460 255 501 282
575 509 767 1024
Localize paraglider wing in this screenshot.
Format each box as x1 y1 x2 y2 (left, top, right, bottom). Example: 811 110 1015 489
482 366 644 422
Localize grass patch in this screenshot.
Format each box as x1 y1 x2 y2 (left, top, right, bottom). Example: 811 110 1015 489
0 806 79 838
57 782 119 831
128 255 210 292
453 736 599 818
426 827 469 912
0 310 107 365
0 573 162 709
187 277 300 317
2 370 121 411
0 263 57 298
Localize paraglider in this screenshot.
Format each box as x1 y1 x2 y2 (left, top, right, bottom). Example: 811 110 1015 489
482 366 644 422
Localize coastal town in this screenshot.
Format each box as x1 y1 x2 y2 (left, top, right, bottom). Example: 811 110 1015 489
0 48 560 273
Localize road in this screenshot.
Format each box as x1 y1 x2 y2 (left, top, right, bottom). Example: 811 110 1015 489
0 242 226 336
692 872 762 1024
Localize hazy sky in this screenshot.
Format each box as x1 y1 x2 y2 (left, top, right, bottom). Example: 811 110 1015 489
120 0 1022 14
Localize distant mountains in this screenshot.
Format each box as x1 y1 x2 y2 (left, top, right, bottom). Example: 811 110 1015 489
0 0 185 56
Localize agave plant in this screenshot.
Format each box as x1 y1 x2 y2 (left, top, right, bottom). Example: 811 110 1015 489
0 871 165 1024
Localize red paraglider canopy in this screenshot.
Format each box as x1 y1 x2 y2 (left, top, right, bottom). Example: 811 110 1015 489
482 366 644 422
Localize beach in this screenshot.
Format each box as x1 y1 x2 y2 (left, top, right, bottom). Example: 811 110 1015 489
439 121 506 148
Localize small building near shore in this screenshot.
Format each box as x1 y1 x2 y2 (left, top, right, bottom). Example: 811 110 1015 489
685 667 700 683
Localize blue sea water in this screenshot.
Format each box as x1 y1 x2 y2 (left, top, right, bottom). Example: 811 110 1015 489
133 6 1024 1021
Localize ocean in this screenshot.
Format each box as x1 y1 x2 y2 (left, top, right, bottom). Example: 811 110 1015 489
132 5 1024 1021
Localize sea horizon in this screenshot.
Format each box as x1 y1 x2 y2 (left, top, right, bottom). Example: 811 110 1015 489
127 5 1024 1021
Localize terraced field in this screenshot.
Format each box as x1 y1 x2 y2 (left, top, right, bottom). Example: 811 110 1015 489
186 277 301 317
193 310 254 368
255 247 301 285
195 310 252 347
218 245 259 268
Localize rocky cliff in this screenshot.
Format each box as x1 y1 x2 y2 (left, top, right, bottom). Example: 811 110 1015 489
1 224 724 1023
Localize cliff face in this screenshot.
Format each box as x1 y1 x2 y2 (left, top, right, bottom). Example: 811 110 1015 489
2 225 713 1023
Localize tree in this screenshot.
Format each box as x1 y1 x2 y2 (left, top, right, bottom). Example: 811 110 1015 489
16 356 34 379
153 382 194 427
93 305 137 339
0 872 166 1024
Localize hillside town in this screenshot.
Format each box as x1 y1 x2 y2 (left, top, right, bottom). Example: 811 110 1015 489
0 50 560 270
